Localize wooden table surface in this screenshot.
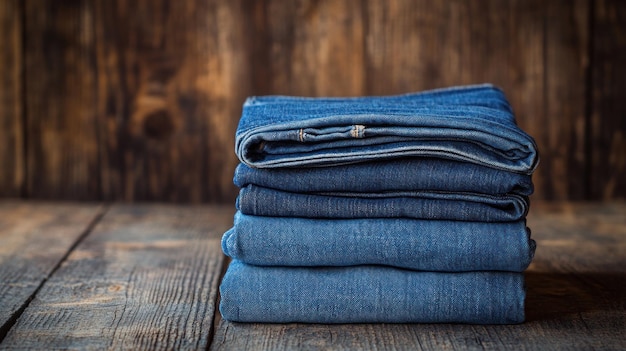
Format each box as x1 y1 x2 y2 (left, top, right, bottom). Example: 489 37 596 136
0 201 624 350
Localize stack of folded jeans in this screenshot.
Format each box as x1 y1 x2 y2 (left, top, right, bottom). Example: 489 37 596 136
219 84 539 324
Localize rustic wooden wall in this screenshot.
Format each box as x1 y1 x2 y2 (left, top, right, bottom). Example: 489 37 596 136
0 0 23 198
0 0 624 203
592 0 626 200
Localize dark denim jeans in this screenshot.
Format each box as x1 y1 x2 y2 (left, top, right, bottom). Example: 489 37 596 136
234 158 533 195
220 260 526 324
235 155 533 221
223 212 535 272
236 185 529 221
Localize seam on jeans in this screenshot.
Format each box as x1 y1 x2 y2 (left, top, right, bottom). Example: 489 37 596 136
299 128 304 142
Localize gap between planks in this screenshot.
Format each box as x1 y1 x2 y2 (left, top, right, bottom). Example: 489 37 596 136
0 204 109 343
0 204 234 350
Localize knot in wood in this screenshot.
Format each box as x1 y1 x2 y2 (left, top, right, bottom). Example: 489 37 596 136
143 110 175 140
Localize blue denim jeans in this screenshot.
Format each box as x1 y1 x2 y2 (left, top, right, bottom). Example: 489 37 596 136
234 158 533 195
236 185 529 221
221 84 537 324
223 212 535 272
220 260 526 324
235 84 538 173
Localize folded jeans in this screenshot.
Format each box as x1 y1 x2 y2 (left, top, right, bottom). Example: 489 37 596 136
237 185 529 222
234 157 533 195
220 260 526 324
223 212 535 272
235 84 538 173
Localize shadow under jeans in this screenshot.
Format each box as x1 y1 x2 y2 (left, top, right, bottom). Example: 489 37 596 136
524 271 626 321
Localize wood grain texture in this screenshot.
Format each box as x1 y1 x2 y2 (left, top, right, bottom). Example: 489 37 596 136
95 0 249 203
0 0 23 197
0 202 102 336
24 0 99 200
591 0 626 200
249 0 365 97
0 204 233 350
210 203 626 351
541 0 590 200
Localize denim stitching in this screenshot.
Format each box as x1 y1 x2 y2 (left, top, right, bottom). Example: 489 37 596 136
351 125 365 138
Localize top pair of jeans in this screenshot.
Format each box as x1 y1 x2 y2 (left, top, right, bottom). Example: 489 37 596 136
235 84 538 173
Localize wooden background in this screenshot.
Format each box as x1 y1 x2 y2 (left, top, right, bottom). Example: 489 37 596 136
0 0 624 203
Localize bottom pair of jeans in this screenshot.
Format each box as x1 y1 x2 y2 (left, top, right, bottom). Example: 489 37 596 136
219 260 526 324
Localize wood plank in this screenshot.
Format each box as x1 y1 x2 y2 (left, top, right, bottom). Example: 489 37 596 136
209 203 626 350
0 202 103 338
541 0 590 200
95 0 249 203
363 0 463 94
591 0 626 200
0 204 233 350
0 0 23 197
24 0 99 200
249 0 365 97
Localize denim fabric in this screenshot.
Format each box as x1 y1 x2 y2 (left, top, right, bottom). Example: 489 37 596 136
219 260 526 324
234 158 533 195
220 84 537 324
223 212 535 272
236 185 529 222
235 84 538 173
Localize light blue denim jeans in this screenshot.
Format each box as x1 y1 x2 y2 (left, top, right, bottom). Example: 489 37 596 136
220 260 526 324
223 212 535 272
235 84 538 173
